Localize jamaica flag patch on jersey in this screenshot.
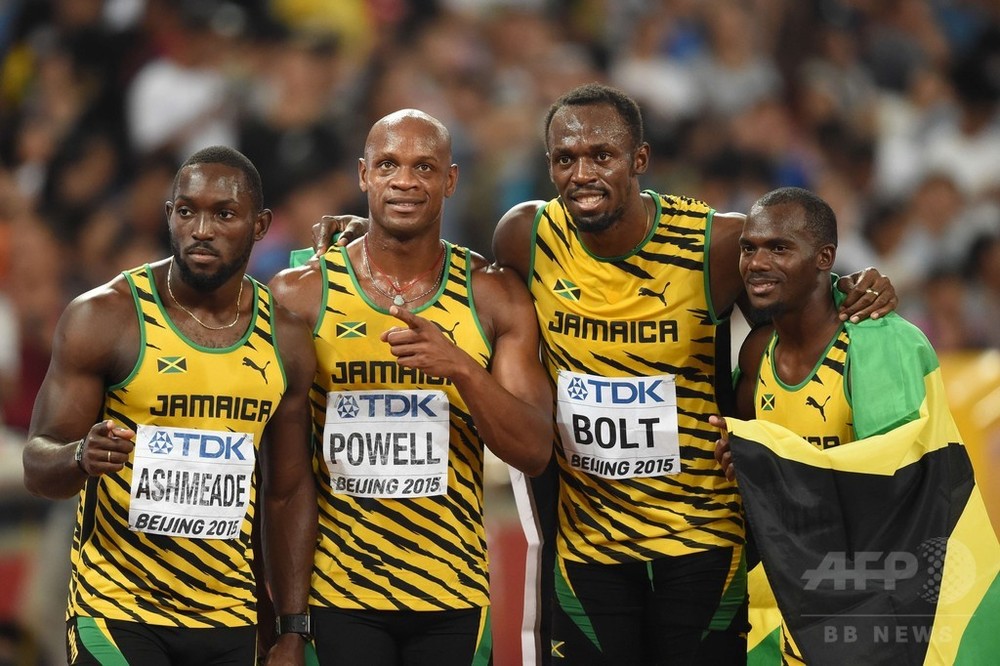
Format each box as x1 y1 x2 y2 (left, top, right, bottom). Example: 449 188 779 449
336 322 366 339
157 356 187 374
553 278 581 301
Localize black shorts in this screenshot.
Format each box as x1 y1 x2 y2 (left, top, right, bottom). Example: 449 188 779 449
67 616 256 665
311 606 491 666
551 547 748 665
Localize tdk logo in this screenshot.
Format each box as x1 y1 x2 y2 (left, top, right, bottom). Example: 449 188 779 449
569 378 664 404
336 395 360 419
149 430 174 454
355 393 439 418
149 429 249 460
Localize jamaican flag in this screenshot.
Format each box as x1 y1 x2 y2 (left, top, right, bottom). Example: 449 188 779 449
732 314 1000 665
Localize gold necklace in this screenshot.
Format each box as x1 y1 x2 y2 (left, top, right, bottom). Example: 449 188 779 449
166 259 244 330
361 237 446 307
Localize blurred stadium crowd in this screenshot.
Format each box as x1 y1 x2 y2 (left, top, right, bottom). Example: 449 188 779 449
0 0 999 662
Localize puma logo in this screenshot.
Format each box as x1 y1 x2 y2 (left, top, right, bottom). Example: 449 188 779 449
806 395 830 421
638 282 670 306
434 321 460 344
242 357 270 383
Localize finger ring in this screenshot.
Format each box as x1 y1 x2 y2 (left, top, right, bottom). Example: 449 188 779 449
107 451 111 463
866 288 879 297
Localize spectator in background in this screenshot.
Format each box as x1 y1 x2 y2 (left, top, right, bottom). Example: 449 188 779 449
919 28 1000 201
126 0 240 162
966 234 1000 350
693 0 782 118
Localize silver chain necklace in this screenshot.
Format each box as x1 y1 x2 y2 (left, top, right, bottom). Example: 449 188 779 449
361 239 446 307
166 259 244 330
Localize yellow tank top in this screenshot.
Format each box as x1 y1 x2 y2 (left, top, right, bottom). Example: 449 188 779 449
310 242 493 610
531 192 742 563
68 264 286 627
755 327 855 448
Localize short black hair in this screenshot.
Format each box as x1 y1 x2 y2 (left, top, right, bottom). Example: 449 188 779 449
752 187 838 249
173 145 264 212
544 83 644 152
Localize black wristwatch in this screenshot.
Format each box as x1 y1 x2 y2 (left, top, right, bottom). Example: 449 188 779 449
275 613 312 640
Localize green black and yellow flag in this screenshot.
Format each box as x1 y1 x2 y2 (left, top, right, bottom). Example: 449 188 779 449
730 363 1000 665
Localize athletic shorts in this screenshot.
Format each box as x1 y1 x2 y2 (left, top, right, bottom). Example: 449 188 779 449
551 547 748 665
311 606 492 666
66 616 256 665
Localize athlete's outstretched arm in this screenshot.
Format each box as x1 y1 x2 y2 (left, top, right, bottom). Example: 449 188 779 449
23 281 138 499
260 303 318 664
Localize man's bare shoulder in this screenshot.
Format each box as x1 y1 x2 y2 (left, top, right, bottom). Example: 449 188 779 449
268 259 325 326
68 272 139 322
53 271 141 374
469 254 534 324
713 211 746 230
493 200 548 277
271 259 323 291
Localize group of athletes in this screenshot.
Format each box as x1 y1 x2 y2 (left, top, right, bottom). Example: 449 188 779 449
28 82 961 666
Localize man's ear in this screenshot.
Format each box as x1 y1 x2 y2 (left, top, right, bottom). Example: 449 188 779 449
633 142 650 175
444 163 458 198
817 244 836 271
254 209 273 240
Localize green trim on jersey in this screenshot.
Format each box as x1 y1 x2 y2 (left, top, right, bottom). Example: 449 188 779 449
342 240 449 315
472 607 494 666
755 327 854 450
74 617 129 666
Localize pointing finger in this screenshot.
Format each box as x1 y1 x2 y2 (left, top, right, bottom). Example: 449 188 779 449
389 305 419 328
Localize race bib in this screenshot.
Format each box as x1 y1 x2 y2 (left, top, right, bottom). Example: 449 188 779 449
129 425 255 539
556 370 680 479
323 389 450 498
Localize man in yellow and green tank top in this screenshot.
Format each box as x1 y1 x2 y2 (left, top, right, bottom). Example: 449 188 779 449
714 187 1000 665
22 146 319 664
270 109 553 665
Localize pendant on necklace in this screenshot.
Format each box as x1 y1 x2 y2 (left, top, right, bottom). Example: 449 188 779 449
392 294 406 307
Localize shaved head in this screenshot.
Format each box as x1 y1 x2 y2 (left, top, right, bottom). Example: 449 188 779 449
365 109 452 161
